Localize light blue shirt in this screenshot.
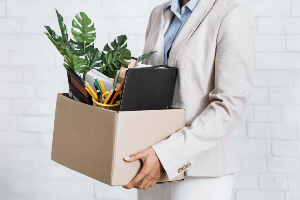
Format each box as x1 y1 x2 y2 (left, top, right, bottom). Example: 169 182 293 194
164 0 200 66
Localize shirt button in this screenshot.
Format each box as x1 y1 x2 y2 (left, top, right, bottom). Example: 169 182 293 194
178 168 183 173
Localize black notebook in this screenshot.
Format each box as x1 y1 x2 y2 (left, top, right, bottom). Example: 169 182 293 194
119 65 178 111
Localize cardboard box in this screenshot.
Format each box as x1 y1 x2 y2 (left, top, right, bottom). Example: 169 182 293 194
51 94 185 186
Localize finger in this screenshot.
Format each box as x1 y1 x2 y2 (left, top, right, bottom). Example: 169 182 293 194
150 181 156 187
144 179 155 190
126 171 146 189
123 150 148 162
138 176 150 190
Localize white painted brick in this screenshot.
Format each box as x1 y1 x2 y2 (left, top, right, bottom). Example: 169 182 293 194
295 71 300 87
38 134 53 149
19 35 55 51
37 84 67 99
282 105 300 123
93 18 114 34
248 88 268 104
232 122 247 138
238 156 266 172
0 19 21 34
12 99 56 115
22 18 60 34
7 179 50 195
0 84 36 99
234 138 271 156
24 68 67 84
92 34 110 54
236 190 284 200
0 132 39 148
70 171 97 183
17 116 54 133
234 0 289 17
136 34 145 51
253 105 281 122
0 68 23 83
259 174 287 190
232 190 236 200
288 174 300 191
256 17 300 34
0 35 18 50
54 0 101 18
50 181 93 197
254 70 293 87
0 51 9 67
95 182 137 199
241 105 253 122
0 179 6 194
102 0 148 17
287 192 300 200
5 164 72 181
291 0 300 16
0 116 17 131
272 141 300 157
287 36 300 51
256 53 300 70
7 1 55 17
7 148 52 165
0 194 34 200
114 18 148 34
34 196 58 200
0 1 5 18
0 148 8 163
0 100 11 115
9 51 54 68
255 35 285 51
247 123 297 140
270 88 300 105
233 172 258 189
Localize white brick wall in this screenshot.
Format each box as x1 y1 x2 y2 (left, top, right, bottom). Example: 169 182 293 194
0 0 299 199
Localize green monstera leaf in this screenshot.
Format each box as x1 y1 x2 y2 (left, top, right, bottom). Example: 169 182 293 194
98 35 131 78
56 9 69 47
71 12 96 46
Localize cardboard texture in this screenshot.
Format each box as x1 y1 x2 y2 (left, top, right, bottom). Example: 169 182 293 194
52 94 185 186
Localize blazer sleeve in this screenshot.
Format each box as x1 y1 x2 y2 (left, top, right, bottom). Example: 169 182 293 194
151 5 256 181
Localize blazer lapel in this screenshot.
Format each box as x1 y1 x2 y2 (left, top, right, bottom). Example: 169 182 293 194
146 0 216 66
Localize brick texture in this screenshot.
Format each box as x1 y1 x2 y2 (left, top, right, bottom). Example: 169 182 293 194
0 0 299 199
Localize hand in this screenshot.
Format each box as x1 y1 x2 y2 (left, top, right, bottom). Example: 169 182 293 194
122 147 163 190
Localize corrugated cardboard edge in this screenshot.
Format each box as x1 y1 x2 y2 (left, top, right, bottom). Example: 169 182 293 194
110 111 119 186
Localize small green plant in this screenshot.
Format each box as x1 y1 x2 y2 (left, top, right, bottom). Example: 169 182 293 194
44 9 156 80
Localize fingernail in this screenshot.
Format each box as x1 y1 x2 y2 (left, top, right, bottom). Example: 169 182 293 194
124 156 131 161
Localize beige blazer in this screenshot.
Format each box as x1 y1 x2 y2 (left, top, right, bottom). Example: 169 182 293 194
142 0 256 180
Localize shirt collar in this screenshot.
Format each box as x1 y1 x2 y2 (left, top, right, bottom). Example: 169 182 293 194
164 0 200 12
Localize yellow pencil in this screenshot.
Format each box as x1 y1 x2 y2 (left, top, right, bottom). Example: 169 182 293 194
85 82 98 101
99 80 106 93
85 86 98 101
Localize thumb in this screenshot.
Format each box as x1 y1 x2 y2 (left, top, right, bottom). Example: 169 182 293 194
123 151 145 162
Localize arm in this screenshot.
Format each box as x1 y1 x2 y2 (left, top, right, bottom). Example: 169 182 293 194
151 5 256 181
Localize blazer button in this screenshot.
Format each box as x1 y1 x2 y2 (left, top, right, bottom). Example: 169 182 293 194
187 163 191 168
182 165 187 170
178 168 183 173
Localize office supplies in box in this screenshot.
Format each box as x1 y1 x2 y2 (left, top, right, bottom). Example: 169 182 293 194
51 93 185 186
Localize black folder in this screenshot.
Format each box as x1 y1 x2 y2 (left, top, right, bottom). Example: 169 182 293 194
119 65 178 111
